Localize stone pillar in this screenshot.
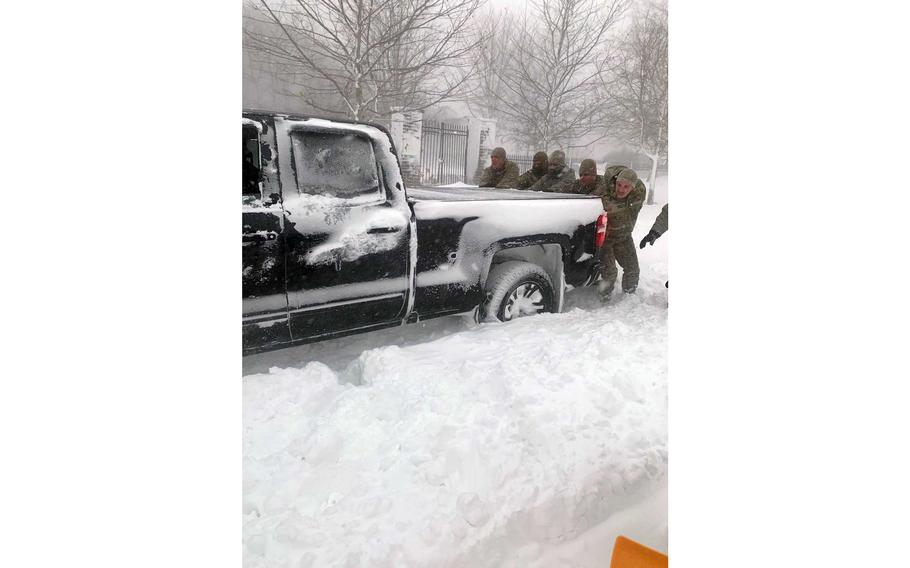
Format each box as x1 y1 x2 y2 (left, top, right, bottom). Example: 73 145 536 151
389 110 423 187
466 117 496 184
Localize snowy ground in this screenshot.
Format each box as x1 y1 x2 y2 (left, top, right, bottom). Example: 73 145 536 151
243 184 668 567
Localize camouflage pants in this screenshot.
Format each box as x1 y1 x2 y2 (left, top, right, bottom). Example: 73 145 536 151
598 235 640 293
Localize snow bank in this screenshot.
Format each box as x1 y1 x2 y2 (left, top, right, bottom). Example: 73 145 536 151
243 202 669 567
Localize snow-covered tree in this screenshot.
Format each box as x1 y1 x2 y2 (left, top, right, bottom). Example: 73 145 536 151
465 8 515 120
243 0 483 121
603 0 667 204
488 0 630 152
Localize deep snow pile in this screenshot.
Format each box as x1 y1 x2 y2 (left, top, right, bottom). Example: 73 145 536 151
243 201 668 567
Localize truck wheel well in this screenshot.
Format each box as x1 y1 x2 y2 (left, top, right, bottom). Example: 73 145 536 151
485 244 565 312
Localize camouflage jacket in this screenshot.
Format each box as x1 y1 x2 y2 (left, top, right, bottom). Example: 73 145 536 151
528 167 577 193
515 169 545 190
478 160 520 189
650 204 668 236
559 174 605 195
592 166 647 240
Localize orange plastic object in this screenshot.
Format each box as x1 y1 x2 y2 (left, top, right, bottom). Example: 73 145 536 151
609 535 669 568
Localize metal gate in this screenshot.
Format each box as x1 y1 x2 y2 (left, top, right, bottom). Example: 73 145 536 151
511 153 536 174
420 121 469 186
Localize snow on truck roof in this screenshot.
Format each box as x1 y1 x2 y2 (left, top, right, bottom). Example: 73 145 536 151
242 110 392 137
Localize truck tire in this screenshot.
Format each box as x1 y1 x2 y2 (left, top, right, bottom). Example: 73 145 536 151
481 261 556 322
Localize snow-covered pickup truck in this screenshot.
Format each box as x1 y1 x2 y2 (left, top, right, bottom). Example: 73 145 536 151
243 111 606 354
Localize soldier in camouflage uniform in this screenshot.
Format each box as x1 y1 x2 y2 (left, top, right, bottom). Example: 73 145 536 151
516 151 549 190
478 147 521 189
559 158 604 195
640 203 668 288
527 149 576 193
591 166 647 299
640 204 668 248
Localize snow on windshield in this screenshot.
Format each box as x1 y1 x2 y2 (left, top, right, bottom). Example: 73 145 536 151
291 130 381 200
284 118 404 197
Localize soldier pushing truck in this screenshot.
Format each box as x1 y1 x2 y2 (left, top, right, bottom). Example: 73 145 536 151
592 166 647 300
473 145 663 300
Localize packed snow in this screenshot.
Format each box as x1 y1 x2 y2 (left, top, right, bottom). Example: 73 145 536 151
243 186 668 567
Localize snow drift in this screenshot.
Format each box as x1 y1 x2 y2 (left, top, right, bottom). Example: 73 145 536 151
243 202 669 567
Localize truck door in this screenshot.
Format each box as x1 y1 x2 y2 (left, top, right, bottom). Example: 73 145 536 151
242 118 290 352
277 120 411 340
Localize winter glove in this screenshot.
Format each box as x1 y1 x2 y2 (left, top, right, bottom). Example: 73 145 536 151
639 230 661 249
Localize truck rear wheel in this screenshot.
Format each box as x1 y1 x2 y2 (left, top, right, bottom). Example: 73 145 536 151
482 261 556 322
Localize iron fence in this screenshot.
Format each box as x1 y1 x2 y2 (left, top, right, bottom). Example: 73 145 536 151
420 121 469 185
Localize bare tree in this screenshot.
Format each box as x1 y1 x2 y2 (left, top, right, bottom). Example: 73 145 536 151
243 0 484 121
465 9 516 119
488 0 629 152
604 0 667 204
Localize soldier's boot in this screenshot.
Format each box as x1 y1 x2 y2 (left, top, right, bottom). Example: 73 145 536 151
620 271 639 293
616 238 640 294
597 279 614 301
622 271 638 294
599 264 618 301
598 241 619 302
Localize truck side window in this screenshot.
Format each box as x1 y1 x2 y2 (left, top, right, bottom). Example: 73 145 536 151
290 130 381 201
243 125 261 198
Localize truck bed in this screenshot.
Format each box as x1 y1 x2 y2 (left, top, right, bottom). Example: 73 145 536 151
407 185 599 202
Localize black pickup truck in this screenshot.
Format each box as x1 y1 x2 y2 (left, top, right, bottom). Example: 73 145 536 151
243 111 606 354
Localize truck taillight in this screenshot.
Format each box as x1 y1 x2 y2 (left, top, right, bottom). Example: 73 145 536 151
595 213 607 248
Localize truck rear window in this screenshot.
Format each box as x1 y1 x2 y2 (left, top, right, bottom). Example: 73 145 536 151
290 130 381 201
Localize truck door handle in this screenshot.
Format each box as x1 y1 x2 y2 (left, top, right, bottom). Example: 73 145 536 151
366 226 403 234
